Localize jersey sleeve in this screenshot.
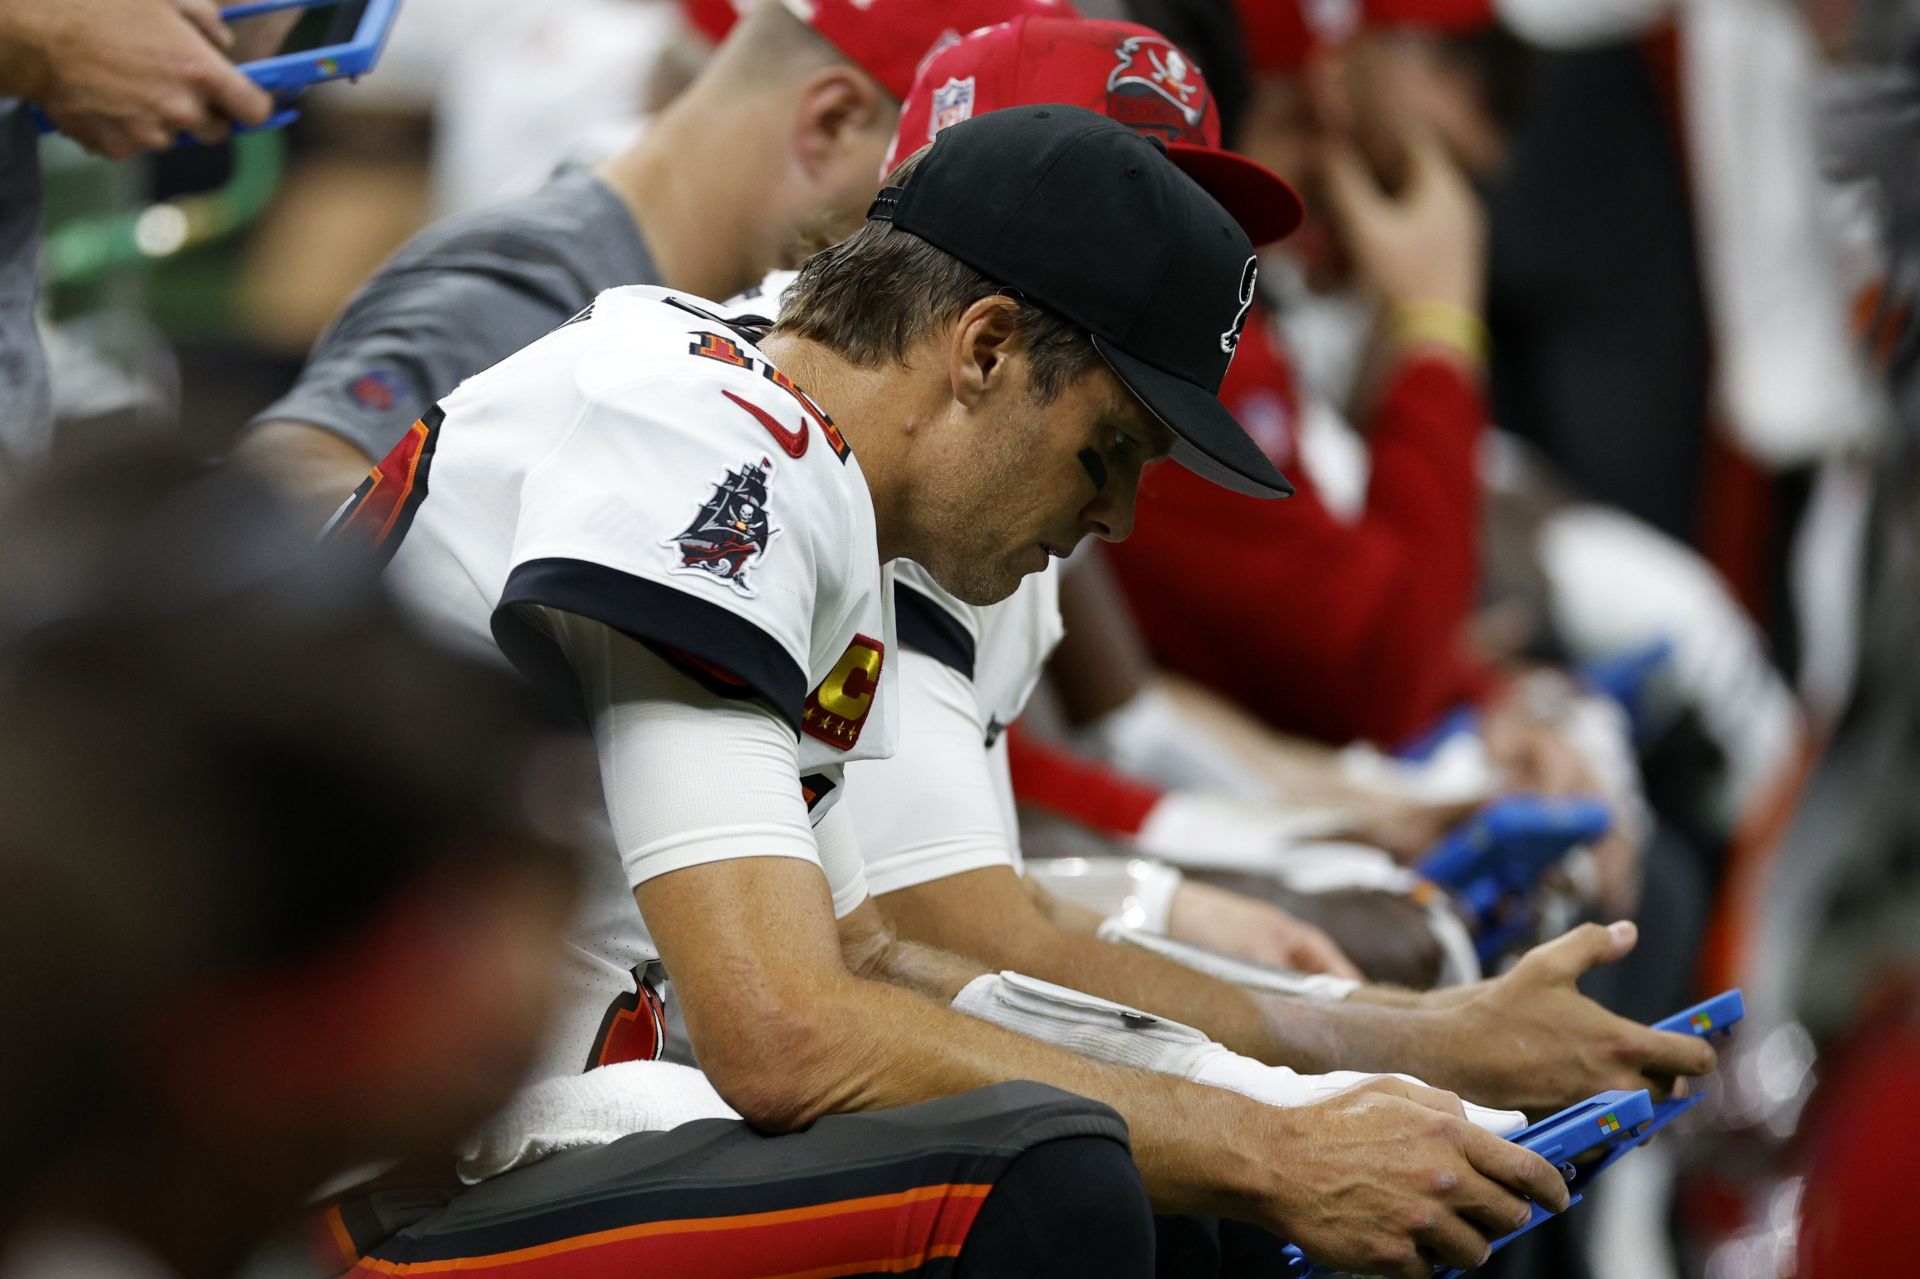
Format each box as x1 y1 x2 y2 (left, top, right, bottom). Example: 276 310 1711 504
543 608 823 889
893 563 981 680
843 649 1019 897
492 365 846 733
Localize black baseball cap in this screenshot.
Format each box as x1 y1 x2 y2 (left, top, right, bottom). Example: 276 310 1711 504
867 104 1293 499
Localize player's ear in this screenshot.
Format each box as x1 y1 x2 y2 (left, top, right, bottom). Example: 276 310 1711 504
791 65 891 180
948 296 1024 411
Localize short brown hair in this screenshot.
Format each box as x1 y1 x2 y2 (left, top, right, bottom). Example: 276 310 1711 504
773 152 1102 404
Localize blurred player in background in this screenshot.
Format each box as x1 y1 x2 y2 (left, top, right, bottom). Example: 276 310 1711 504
0 442 581 1279
234 0 1066 518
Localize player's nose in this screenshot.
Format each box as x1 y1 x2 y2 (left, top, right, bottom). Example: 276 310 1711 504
1081 481 1137 544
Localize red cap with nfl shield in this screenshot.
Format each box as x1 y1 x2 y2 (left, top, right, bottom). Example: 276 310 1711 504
887 15 1303 245
776 0 1079 101
869 106 1293 498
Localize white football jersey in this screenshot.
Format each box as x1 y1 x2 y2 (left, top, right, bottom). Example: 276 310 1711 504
893 559 1062 751
327 284 897 1079
844 562 1063 895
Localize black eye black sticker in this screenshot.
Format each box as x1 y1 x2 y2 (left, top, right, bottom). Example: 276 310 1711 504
1078 447 1109 491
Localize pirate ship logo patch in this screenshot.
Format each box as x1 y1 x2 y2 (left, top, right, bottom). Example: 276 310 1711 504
664 458 780 596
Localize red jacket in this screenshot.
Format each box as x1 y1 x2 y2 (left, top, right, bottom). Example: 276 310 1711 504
1105 303 1498 747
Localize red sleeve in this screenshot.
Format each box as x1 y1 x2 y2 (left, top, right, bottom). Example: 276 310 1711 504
1106 316 1496 747
1003 724 1164 837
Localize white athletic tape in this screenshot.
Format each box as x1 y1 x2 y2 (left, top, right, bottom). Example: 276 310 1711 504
951 971 1523 1134
952 971 1220 1076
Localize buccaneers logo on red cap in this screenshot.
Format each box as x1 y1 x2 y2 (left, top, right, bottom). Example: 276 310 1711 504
1106 35 1208 143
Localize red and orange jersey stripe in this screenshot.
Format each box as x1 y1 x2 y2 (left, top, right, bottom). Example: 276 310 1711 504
324 407 443 561
349 1181 993 1278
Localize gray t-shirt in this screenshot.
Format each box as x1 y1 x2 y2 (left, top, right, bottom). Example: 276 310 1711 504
0 101 51 472
248 163 657 462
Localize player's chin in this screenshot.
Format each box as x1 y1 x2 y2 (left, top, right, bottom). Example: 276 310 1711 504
926 554 1029 608
996 543 1057 593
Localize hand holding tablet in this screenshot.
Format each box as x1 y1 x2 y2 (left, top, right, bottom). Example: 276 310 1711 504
34 0 402 146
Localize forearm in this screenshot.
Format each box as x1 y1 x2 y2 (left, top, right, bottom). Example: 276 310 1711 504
1026 940 1439 1079
856 933 989 1002
886 880 1357 1069
922 900 1504 1091
773 967 1266 1217
1026 875 1106 932
679 880 1265 1215
230 421 375 530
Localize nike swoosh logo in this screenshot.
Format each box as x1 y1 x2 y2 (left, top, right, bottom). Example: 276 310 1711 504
723 390 808 458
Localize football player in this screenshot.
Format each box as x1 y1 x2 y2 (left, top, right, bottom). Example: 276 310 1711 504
324 103 1571 1279
838 12 1716 1125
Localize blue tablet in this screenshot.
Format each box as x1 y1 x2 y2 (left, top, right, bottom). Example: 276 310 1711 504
1417 795 1611 961
1433 1088 1656 1277
221 0 402 100
35 0 402 138
1581 988 1746 1165
1653 989 1746 1041
1281 1088 1654 1278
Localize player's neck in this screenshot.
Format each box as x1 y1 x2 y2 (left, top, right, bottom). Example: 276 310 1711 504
595 97 772 303
757 333 928 564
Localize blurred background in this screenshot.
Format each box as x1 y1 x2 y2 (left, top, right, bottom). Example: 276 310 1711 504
13 0 1920 1276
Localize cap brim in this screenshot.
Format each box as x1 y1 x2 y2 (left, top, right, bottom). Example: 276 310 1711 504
1168 143 1303 247
1094 336 1294 499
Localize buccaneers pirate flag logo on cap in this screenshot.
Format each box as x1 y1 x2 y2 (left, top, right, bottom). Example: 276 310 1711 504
1105 34 1208 139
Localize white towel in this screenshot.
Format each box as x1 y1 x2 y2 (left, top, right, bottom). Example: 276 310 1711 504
458 1060 740 1184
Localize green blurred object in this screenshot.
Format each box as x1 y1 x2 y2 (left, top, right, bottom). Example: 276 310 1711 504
41 130 285 294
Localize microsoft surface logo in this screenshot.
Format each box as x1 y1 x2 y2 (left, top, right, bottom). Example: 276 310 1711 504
1598 1113 1621 1135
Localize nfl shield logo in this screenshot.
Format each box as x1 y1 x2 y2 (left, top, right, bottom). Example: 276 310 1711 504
930 77 976 138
